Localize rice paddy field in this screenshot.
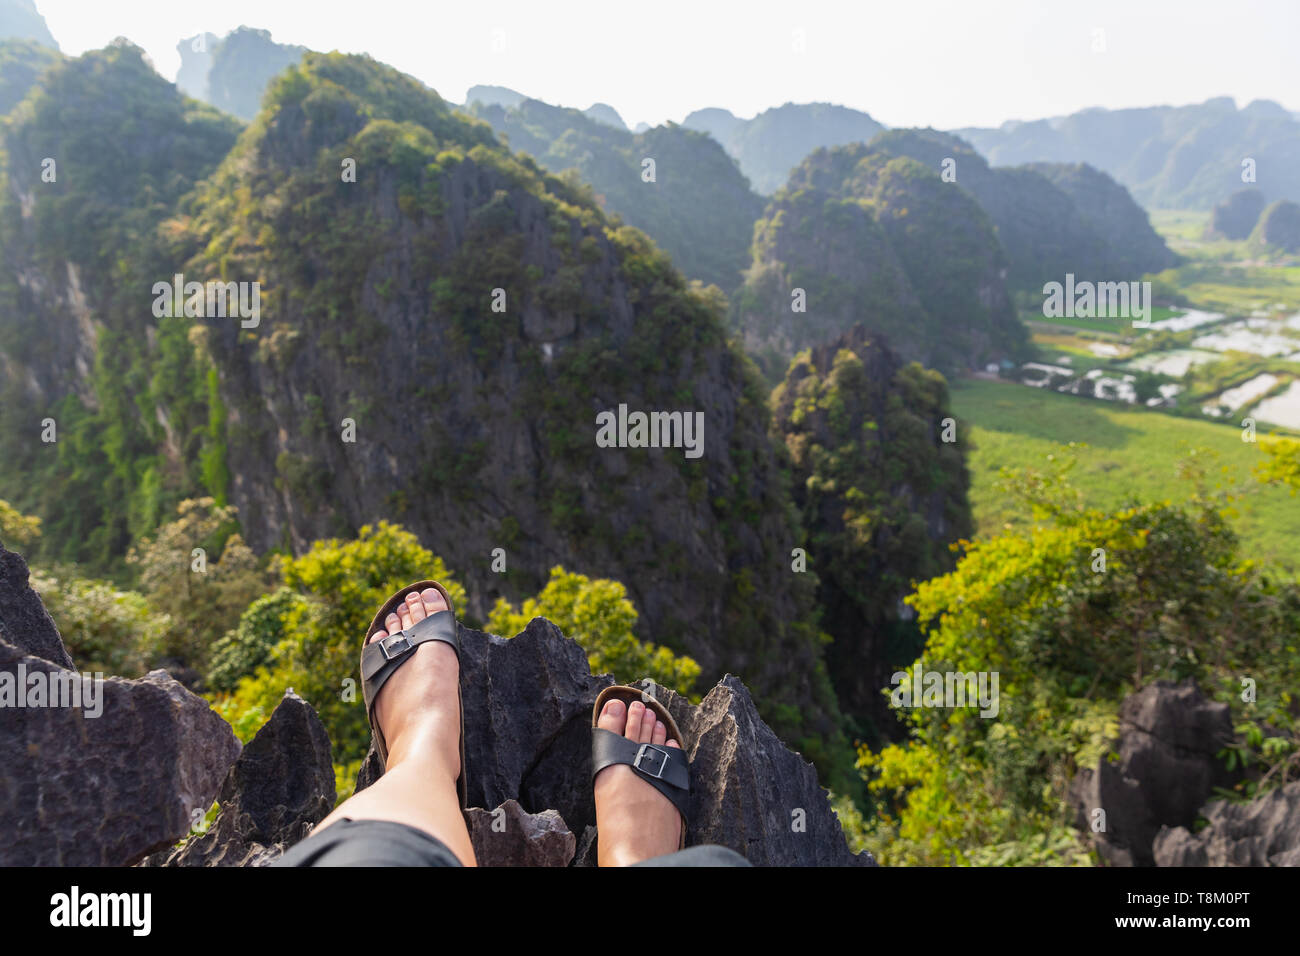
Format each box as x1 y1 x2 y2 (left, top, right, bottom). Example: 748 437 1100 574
950 377 1300 576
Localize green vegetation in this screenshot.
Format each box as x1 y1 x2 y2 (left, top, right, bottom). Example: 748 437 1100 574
0 41 240 573
487 566 700 695
466 97 763 291
213 521 462 764
951 378 1300 573
736 142 1028 380
854 459 1299 865
0 38 59 113
771 331 971 742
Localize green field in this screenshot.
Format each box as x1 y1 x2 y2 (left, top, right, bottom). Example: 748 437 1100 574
1149 209 1300 315
951 378 1300 575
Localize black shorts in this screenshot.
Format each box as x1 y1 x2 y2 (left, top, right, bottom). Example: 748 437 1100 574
274 818 751 867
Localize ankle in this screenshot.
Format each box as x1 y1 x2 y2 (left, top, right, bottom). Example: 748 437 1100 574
385 719 460 780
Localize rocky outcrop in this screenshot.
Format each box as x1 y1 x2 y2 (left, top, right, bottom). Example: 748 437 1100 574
2 539 868 867
467 800 576 867
355 618 874 866
0 542 241 865
1154 781 1300 867
0 543 71 668
1071 680 1239 866
145 690 335 867
0 646 241 866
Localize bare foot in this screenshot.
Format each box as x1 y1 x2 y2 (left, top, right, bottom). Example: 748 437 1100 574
310 586 474 865
367 588 461 781
593 697 683 866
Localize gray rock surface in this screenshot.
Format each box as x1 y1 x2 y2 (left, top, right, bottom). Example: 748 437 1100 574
1071 679 1238 866
1 539 867 867
1154 780 1300 866
0 544 72 668
145 690 335 867
467 799 576 867
0 542 241 866
356 618 873 866
0 640 241 865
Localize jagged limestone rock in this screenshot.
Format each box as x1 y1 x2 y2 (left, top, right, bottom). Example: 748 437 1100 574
0 543 240 865
1155 781 1300 867
355 618 873 866
145 689 335 867
467 800 576 867
1070 679 1238 866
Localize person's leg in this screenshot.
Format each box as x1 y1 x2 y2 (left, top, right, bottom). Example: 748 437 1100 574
290 587 475 867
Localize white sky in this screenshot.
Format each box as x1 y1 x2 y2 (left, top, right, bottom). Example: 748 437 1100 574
34 0 1300 129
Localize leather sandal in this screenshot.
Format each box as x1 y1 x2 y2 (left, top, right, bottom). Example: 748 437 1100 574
591 683 690 849
359 579 466 807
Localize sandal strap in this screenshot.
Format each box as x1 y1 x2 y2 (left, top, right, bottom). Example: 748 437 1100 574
591 727 691 820
361 610 459 712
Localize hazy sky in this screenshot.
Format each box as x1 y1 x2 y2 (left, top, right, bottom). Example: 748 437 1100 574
35 0 1300 129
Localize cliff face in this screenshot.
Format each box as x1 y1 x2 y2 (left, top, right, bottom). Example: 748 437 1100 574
0 42 240 565
465 97 763 291
174 53 844 755
770 327 972 738
735 142 1027 380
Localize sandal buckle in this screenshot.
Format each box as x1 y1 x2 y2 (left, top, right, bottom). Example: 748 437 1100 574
633 743 670 780
380 631 411 660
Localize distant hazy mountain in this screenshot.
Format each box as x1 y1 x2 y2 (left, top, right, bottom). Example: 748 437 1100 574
175 26 306 120
0 37 58 113
0 0 56 49
683 102 885 194
1209 188 1267 239
955 98 1300 210
867 128 1175 290
175 32 217 100
463 84 526 110
1024 161 1179 277
1251 200 1300 253
583 102 626 129
465 97 763 290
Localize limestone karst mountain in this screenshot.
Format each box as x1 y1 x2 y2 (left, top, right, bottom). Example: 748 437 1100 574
734 142 1029 380
465 95 763 291
175 26 306 121
0 46 859 777
770 326 972 739
867 128 1176 290
955 97 1300 210
683 102 885 195
0 0 56 50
